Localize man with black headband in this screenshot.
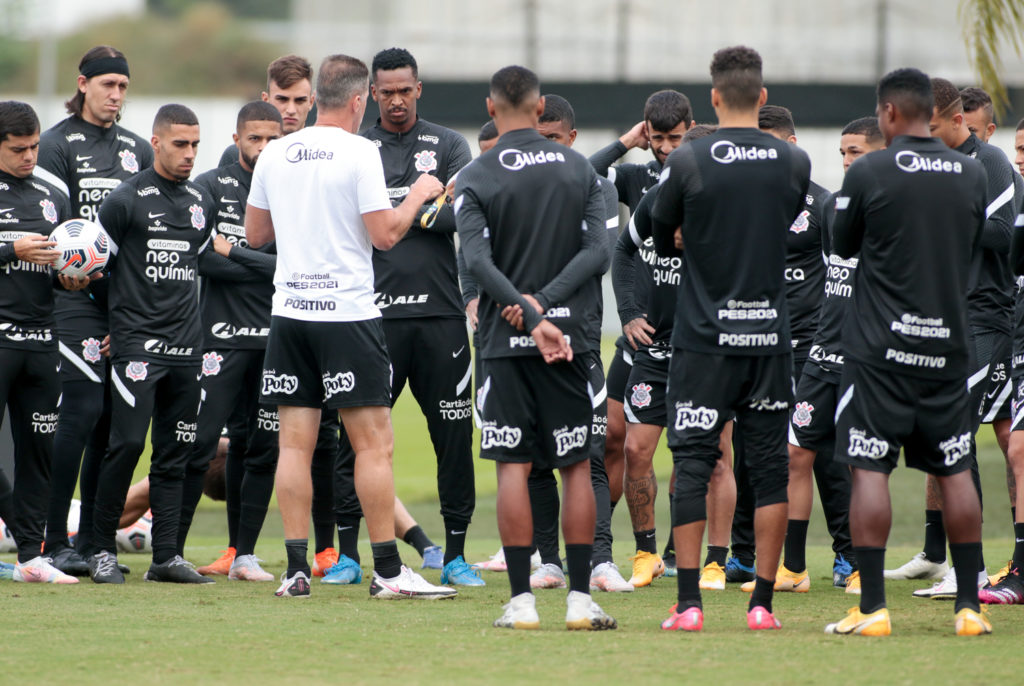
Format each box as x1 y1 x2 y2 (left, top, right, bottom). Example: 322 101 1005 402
36 46 153 575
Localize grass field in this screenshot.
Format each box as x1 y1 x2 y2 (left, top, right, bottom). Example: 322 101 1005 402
2 340 1022 684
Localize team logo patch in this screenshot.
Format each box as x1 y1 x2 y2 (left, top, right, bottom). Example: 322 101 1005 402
792 401 814 428
201 351 223 377
189 204 206 230
119 149 139 173
631 383 653 409
939 432 971 467
789 210 810 234
414 150 438 173
39 199 58 224
125 361 149 382
82 337 102 363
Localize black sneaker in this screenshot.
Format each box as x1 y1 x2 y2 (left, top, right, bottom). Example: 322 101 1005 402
724 556 756 583
89 551 125 584
144 555 215 584
46 544 90 576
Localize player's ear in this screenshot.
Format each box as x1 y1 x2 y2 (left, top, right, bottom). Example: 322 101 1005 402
309 91 316 106
370 84 378 102
535 96 545 119
710 88 719 109
757 88 768 108
77 75 88 94
569 129 577 145
486 97 496 119
260 91 269 103
415 81 422 99
232 132 240 146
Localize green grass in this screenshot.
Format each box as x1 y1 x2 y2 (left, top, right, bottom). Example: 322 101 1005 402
3 339 1022 684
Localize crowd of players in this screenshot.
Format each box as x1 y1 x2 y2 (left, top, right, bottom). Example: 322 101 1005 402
1 40 1023 635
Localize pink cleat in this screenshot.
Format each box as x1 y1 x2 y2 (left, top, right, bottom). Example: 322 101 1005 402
747 606 782 630
661 605 703 631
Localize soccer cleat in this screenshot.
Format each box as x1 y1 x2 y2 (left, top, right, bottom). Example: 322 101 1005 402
725 556 756 583
530 549 542 570
662 553 678 577
590 561 634 592
369 565 457 599
493 592 540 630
954 607 992 636
845 570 861 595
884 551 948 580
321 554 363 585
661 606 703 631
421 545 444 570
627 551 665 587
530 563 567 589
89 551 125 584
747 606 782 630
825 607 891 636
472 548 507 572
741 565 808 593
0 560 13 580
228 554 274 582
979 567 1024 604
312 548 338 578
13 556 78 584
197 547 235 576
912 568 957 599
988 561 1010 588
565 590 617 630
441 555 486 586
274 570 311 598
699 562 726 590
833 554 854 587
45 544 90 576
145 556 215 584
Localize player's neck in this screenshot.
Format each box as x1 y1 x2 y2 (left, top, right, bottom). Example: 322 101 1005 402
714 107 759 129
494 116 538 137
79 112 114 129
378 115 417 135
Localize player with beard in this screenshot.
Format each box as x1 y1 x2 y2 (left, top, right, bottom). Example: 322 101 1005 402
961 87 997 143
35 46 152 575
85 104 216 585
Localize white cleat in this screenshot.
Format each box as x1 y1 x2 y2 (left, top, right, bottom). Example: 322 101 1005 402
369 565 457 599
565 590 617 630
228 554 275 582
885 552 949 580
530 563 567 589
493 592 540 630
590 561 634 592
13 556 78 584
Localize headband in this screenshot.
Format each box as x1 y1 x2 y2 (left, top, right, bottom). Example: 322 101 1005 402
80 56 130 79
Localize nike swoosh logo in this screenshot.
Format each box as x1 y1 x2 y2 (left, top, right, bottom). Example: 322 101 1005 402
452 346 465 358
450 530 466 535
0 208 13 214
76 155 92 161
148 212 165 219
589 363 597 369
220 197 238 204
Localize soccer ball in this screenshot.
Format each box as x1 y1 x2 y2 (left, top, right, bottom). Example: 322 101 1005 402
49 218 110 278
67 498 81 546
115 510 153 553
0 517 15 553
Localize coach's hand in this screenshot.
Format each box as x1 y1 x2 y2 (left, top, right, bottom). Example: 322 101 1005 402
532 320 572 364
15 234 59 265
623 316 655 350
411 173 445 202
466 297 479 330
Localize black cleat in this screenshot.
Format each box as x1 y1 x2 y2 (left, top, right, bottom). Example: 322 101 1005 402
89 551 126 584
46 544 91 576
144 555 215 584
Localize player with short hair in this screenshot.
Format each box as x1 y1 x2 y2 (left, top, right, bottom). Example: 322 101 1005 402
653 46 810 632
456 66 615 630
35 45 153 575
246 54 453 600
960 87 996 143
825 67 991 637
1015 118 1024 176
85 104 216 585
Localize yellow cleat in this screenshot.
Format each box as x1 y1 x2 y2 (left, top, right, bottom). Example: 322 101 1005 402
627 551 665 588
955 607 993 636
741 564 809 592
988 561 1010 588
825 607 891 636
699 561 726 590
845 570 861 595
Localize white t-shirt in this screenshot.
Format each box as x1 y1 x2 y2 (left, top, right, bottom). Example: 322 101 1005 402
248 125 392 322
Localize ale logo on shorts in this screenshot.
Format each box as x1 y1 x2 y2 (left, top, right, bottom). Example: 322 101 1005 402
414 150 437 173
847 428 888 459
201 351 223 377
189 204 206 230
673 403 718 431
261 371 298 396
553 425 588 457
119 149 139 173
322 371 355 400
631 383 653 409
481 424 522 450
125 361 148 382
939 432 971 467
789 210 810 234
82 337 102 363
39 199 58 224
792 401 814 428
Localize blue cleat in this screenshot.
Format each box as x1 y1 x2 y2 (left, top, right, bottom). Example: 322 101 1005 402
421 545 444 570
833 554 854 588
725 556 756 583
0 560 13 580
440 555 486 586
662 553 678 577
321 554 362 585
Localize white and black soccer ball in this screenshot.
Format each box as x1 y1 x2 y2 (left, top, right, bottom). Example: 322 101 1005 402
115 510 153 553
49 218 110 278
0 517 16 553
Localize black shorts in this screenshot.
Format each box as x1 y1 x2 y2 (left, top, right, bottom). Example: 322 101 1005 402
260 316 391 409
969 329 1012 426
834 359 972 476
788 372 840 452
623 350 670 427
57 334 107 384
980 352 1013 423
477 355 591 469
606 346 633 403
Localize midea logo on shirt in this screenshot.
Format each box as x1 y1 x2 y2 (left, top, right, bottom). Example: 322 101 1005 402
285 142 335 163
498 148 565 171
